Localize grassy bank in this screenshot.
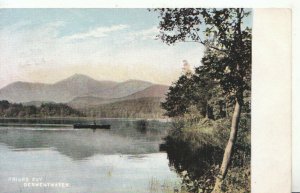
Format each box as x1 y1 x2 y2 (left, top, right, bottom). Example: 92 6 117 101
161 114 250 193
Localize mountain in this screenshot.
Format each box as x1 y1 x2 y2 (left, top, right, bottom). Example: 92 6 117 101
123 84 168 100
68 84 169 109
0 82 51 103
52 74 117 97
91 79 153 98
0 74 170 118
0 74 118 103
0 74 164 104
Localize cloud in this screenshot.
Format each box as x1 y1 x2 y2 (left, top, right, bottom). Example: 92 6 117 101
64 24 128 41
0 21 204 88
128 26 159 41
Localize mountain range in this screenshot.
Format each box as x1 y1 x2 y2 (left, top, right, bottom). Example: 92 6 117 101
0 74 169 108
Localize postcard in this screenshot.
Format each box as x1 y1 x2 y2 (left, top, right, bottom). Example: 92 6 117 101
0 2 294 193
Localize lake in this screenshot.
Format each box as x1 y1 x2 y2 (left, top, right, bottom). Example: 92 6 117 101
0 119 181 193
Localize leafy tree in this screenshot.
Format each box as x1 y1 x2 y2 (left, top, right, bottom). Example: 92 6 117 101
162 74 198 117
153 8 251 192
0 100 9 109
192 65 218 119
162 67 216 119
0 101 84 118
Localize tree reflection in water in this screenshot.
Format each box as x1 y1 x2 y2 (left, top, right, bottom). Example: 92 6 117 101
160 117 251 193
160 131 223 193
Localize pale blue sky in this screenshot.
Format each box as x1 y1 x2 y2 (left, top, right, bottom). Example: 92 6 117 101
0 9 252 88
0 9 159 36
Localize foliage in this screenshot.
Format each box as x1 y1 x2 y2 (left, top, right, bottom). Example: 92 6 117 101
154 8 251 99
0 97 168 119
153 8 252 192
0 100 84 118
162 114 250 193
161 74 205 117
161 66 230 119
82 97 165 118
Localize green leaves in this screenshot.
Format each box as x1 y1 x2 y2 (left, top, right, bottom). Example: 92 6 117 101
154 8 252 99
154 9 251 192
161 66 231 120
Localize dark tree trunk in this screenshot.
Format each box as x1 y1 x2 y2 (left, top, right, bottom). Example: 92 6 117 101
212 95 242 193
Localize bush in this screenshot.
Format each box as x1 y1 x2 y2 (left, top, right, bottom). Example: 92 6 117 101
162 114 250 193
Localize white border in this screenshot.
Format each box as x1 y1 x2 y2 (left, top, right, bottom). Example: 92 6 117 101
0 1 298 192
292 3 300 192
252 9 292 193
0 0 296 8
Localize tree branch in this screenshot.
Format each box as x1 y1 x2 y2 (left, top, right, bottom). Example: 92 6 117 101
193 29 228 54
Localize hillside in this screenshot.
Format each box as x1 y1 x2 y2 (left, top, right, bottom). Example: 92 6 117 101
81 97 166 118
0 74 155 103
68 96 115 109
0 74 170 118
68 84 169 109
91 79 153 98
123 84 168 100
52 74 117 97
0 74 118 103
0 82 51 103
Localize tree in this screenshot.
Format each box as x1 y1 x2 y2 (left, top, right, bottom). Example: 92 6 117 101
153 8 251 192
162 74 196 117
162 67 216 119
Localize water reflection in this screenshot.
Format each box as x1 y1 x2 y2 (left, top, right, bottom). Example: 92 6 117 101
161 135 223 192
0 119 180 193
0 119 169 160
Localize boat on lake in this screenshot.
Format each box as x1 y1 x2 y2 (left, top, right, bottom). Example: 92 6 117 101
73 124 111 129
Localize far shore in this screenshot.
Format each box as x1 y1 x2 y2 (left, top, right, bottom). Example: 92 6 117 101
0 117 172 122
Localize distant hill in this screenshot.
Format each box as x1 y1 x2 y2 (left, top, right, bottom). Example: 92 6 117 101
68 84 169 109
0 74 118 103
81 97 166 118
123 84 168 100
0 82 51 104
0 74 171 118
68 96 115 109
91 79 153 98
52 74 117 98
0 74 156 103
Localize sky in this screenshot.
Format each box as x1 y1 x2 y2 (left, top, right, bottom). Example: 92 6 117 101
0 9 252 88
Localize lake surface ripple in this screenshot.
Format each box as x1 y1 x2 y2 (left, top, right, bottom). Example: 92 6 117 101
0 119 180 193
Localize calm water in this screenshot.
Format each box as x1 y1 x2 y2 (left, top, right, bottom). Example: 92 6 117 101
0 119 180 193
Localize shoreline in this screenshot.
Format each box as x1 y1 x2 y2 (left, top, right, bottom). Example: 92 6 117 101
0 117 172 122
